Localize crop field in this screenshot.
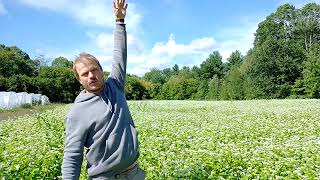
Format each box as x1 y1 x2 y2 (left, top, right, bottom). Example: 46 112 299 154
0 99 319 179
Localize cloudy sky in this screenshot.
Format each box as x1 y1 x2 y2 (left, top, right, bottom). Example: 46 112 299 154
0 0 318 76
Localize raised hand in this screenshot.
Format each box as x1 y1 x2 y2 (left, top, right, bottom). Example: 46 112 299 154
113 0 128 20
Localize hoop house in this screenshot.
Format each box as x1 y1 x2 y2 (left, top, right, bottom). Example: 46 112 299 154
0 92 19 109
41 95 50 105
0 91 50 109
17 92 29 105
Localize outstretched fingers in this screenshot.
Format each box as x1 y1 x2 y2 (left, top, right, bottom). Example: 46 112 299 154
113 1 117 9
114 0 126 9
113 0 127 19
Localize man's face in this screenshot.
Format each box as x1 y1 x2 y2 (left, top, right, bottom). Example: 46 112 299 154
76 60 104 94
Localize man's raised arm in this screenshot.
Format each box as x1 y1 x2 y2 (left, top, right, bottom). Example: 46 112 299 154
109 0 128 89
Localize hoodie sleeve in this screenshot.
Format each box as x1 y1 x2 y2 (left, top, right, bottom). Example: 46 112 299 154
109 23 127 89
61 115 88 180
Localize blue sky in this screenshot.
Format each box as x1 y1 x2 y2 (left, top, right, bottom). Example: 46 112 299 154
0 0 319 76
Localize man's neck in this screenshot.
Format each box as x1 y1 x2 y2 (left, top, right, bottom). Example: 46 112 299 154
85 86 104 95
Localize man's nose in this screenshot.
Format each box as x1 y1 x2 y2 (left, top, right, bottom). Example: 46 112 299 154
88 72 95 78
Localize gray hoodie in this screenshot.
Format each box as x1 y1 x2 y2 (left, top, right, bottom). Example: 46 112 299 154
61 23 139 179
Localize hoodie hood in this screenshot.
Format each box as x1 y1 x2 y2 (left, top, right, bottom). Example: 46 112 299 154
74 90 100 103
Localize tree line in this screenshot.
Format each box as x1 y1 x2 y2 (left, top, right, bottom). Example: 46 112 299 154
0 3 319 102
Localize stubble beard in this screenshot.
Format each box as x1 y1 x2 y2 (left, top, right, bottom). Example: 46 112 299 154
85 80 104 94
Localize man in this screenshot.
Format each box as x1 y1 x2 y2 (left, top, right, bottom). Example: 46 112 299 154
61 0 145 179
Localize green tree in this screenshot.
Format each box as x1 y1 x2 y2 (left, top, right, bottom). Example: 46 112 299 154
248 4 305 99
143 68 165 84
52 56 73 68
220 66 244 100
172 64 180 75
226 50 244 71
295 3 320 53
192 79 209 100
206 75 221 100
0 45 39 77
302 45 320 98
190 65 201 79
0 44 30 60
161 68 174 82
0 76 6 91
199 51 223 79
139 79 154 99
160 73 198 100
103 71 110 79
125 75 146 100
39 67 80 102
34 55 49 67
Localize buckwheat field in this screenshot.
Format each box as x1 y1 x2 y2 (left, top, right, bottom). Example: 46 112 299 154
1 99 319 179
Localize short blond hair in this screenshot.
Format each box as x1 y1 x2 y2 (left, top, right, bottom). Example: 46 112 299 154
73 52 103 80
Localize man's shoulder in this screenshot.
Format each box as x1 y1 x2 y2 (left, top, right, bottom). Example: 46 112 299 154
67 103 82 120
67 97 89 120
106 76 125 92
67 90 102 121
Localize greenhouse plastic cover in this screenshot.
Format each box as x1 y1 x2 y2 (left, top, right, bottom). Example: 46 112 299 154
0 91 50 109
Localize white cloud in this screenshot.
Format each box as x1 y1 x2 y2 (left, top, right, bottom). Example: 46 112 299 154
89 28 256 76
126 35 216 76
33 48 79 62
0 0 7 15
212 15 262 62
151 34 216 57
128 54 146 64
217 26 256 61
130 20 258 76
95 55 113 63
87 31 143 56
18 0 142 30
95 33 114 52
99 32 145 56
89 31 216 72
